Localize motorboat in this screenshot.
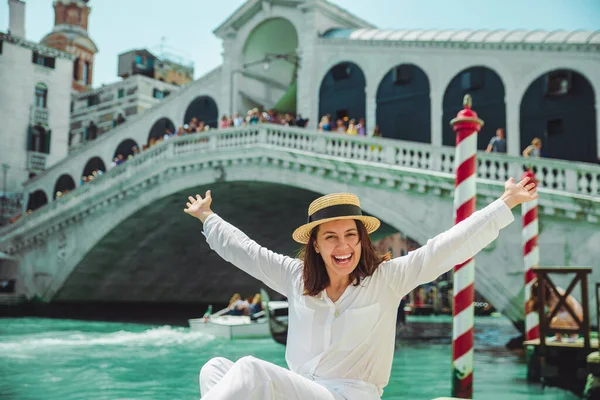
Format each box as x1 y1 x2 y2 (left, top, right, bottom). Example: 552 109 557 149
188 313 269 340
188 291 289 340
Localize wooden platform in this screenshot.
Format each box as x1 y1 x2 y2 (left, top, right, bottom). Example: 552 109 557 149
524 337 599 349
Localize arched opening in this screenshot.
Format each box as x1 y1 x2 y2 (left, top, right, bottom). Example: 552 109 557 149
82 157 106 184
376 64 430 142
184 96 219 129
53 174 76 199
114 138 140 161
319 62 366 131
442 67 506 150
520 69 597 163
26 190 48 212
147 118 175 146
238 18 299 114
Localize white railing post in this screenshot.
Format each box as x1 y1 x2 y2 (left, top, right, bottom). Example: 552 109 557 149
258 126 268 145
313 134 326 154
384 143 396 165
209 133 218 152
564 169 578 193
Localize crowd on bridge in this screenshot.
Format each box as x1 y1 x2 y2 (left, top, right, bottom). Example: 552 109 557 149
10 105 548 225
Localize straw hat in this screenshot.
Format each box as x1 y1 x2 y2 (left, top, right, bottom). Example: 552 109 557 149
292 193 380 244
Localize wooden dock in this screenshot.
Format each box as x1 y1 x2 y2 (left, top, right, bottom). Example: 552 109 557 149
525 267 596 396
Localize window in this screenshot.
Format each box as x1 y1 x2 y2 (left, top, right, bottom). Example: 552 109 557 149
118 88 125 98
332 63 351 81
393 65 413 85
87 94 99 107
73 58 80 80
32 51 55 69
83 61 90 85
28 125 50 153
34 83 48 108
545 70 571 96
461 70 484 91
70 102 74 112
546 118 564 136
153 88 164 99
163 90 171 97
0 39 3 55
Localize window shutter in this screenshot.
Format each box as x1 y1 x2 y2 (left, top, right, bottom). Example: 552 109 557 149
27 126 35 151
44 130 52 154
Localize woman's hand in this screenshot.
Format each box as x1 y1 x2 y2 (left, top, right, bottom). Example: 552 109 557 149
500 177 539 209
184 190 214 223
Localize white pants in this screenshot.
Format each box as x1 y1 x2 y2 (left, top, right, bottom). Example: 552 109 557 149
199 356 380 400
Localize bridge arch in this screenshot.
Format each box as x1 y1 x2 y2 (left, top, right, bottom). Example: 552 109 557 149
520 68 596 163
114 138 140 160
442 66 506 150
53 174 76 199
82 157 106 181
148 118 175 146
26 189 48 212
376 63 430 142
184 96 219 128
319 61 366 128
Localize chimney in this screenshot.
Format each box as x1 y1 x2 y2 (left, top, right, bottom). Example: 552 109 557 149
8 0 26 38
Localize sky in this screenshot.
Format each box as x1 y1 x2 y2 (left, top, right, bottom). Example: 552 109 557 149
1 0 599 88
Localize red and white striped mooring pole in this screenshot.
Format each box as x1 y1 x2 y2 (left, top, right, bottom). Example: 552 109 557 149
451 94 483 399
522 169 540 341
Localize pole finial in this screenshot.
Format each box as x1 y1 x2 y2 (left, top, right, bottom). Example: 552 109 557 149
463 94 472 109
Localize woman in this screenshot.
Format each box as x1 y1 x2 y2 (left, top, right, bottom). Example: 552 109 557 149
248 293 263 315
184 177 538 399
220 115 229 129
522 137 542 158
526 281 583 342
346 119 358 135
225 292 246 316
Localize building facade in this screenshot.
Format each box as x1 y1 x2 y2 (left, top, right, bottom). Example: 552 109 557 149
69 74 180 149
40 0 98 92
118 49 194 86
0 3 74 224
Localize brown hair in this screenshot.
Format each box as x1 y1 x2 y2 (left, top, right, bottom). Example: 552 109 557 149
528 281 552 312
297 220 391 296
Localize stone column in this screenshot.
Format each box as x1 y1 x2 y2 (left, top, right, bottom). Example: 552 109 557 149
430 89 443 147
296 3 318 127
596 95 600 162
220 37 237 116
365 82 377 135
505 85 521 157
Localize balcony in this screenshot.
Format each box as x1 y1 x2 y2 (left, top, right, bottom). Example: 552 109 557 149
27 151 48 172
30 106 49 126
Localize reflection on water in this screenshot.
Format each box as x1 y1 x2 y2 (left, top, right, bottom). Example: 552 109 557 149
0 316 578 400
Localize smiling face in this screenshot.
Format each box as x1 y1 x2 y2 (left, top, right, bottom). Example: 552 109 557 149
313 219 362 282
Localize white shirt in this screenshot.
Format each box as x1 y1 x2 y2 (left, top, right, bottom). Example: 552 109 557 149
203 199 514 397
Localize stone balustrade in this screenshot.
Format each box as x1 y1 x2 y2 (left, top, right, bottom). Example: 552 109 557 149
2 126 598 242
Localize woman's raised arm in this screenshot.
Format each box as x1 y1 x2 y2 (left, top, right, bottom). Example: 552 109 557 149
185 191 301 296
381 177 537 297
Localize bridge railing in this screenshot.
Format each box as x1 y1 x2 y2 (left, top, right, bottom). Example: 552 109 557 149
262 126 600 196
2 125 598 238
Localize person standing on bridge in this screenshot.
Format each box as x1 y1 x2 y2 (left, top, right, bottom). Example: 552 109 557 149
184 177 538 400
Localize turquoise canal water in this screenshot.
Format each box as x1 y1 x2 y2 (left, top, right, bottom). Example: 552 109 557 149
0 316 578 400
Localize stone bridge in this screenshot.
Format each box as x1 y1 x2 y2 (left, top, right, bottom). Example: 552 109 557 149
0 126 599 325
